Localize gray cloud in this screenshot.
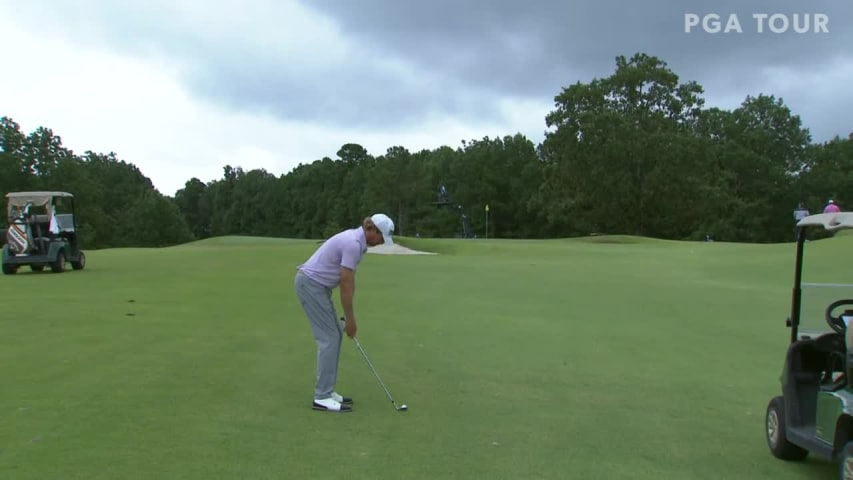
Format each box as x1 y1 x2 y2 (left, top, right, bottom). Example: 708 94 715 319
7 0 852 141
307 0 851 83
180 48 504 129
306 0 853 140
8 1 505 129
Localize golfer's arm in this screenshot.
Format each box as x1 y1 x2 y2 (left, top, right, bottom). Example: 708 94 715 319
340 267 356 322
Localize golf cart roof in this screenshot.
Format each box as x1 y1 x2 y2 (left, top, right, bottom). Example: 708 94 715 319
5 191 73 208
797 212 853 231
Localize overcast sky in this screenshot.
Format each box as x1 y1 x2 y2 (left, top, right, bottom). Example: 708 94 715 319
0 0 850 196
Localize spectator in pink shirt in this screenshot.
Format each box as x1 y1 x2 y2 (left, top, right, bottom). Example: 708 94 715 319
824 200 841 213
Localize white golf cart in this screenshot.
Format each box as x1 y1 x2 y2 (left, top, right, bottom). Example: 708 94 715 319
765 212 853 478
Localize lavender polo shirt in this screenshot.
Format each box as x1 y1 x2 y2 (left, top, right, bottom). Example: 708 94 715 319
297 227 368 289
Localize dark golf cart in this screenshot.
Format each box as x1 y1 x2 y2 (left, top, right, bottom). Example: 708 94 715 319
1 191 86 274
765 211 853 478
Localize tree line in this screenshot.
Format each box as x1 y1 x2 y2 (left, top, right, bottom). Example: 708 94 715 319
2 52 851 249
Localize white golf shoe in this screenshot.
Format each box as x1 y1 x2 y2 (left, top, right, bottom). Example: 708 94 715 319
312 397 352 412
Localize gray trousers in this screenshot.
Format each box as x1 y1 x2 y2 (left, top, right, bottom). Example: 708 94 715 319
294 270 343 400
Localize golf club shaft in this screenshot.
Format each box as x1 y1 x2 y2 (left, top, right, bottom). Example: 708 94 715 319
353 337 397 406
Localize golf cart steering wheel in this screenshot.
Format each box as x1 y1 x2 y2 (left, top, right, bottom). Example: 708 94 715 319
825 299 853 334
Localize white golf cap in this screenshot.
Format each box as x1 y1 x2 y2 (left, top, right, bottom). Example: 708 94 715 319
370 213 395 244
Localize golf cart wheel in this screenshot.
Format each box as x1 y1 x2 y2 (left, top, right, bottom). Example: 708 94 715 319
50 250 66 273
71 251 85 271
766 396 808 461
1 263 17 275
840 441 853 480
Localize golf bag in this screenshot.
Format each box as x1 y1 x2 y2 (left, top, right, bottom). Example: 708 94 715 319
6 205 35 254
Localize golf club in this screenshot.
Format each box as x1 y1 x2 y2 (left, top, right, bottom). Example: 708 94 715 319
341 317 407 412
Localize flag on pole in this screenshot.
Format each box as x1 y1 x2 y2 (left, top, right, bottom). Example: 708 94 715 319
485 204 489 212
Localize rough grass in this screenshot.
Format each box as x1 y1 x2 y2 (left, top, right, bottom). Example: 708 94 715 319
1 233 849 479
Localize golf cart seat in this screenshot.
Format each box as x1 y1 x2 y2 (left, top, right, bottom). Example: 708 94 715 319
821 350 847 392
31 215 51 235
791 345 823 384
27 212 74 236
793 371 821 383
791 332 848 392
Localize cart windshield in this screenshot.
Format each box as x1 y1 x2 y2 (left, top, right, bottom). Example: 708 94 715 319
797 243 853 338
799 283 853 338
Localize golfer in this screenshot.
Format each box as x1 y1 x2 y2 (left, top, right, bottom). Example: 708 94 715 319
294 213 395 412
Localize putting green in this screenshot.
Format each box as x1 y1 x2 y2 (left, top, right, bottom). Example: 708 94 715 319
0 234 847 479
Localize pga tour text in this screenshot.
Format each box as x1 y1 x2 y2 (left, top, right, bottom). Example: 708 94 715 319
685 13 829 33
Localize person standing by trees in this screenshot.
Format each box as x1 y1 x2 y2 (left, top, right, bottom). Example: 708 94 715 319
824 200 841 213
293 213 395 413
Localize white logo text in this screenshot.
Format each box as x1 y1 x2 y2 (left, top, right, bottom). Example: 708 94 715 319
684 13 829 34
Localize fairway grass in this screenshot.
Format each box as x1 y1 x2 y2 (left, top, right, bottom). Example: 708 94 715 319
1 234 848 479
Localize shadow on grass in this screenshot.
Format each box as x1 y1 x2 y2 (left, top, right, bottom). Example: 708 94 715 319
574 234 666 244
173 235 314 248
787 456 836 477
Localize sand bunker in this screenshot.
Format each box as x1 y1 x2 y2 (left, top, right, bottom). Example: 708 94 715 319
367 243 437 255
